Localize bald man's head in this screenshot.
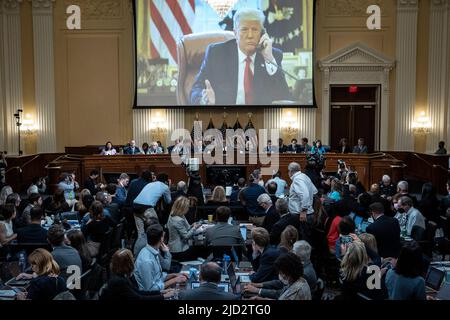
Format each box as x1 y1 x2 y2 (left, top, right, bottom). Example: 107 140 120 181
200 262 222 283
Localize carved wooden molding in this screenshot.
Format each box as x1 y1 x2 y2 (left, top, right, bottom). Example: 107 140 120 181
326 0 384 16
63 0 122 19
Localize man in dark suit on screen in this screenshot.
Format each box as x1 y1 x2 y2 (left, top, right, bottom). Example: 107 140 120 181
190 8 290 105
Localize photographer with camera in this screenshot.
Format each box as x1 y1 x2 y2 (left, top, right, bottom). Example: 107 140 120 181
0 151 7 188
336 159 348 181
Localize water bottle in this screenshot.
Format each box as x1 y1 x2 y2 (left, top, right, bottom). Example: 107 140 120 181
223 254 230 274
19 252 26 273
174 282 180 300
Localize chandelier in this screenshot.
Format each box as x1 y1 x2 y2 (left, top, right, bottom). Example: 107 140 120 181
204 0 238 19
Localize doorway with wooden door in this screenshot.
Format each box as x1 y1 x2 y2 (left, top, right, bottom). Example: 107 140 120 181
329 85 379 152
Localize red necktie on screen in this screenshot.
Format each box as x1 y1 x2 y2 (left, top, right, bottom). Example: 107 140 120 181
244 56 254 105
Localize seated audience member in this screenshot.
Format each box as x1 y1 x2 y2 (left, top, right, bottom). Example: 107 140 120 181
100 141 117 155
99 188 121 224
338 138 351 153
250 227 281 283
417 182 439 222
15 249 66 300
346 172 366 196
366 202 401 258
246 252 312 300
278 225 298 253
115 173 129 206
125 170 152 207
123 139 141 155
241 173 267 226
0 185 13 206
75 194 94 223
180 262 239 300
148 142 163 154
311 139 326 154
83 201 113 257
277 138 287 153
0 203 17 247
205 206 244 246
385 241 426 300
358 233 381 266
133 173 172 212
287 138 300 153
299 137 312 153
27 177 46 196
100 249 175 300
84 170 104 196
379 175 396 201
259 194 279 233
5 193 21 212
230 178 246 203
440 179 450 215
352 138 368 154
66 229 92 273
395 196 426 240
46 189 70 216
18 193 43 228
396 180 418 207
327 178 343 202
17 207 47 244
166 196 200 261
339 241 387 300
266 171 287 198
207 186 229 206
134 224 187 291
292 240 317 291
435 140 447 155
270 198 300 245
47 224 82 280
133 207 159 257
172 181 187 202
326 202 348 254
335 216 358 259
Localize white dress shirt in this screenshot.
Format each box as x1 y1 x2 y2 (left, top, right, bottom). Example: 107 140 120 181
235 47 278 104
289 171 318 215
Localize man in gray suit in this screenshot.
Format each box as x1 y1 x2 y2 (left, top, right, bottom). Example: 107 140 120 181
352 138 368 154
205 206 244 246
179 262 239 300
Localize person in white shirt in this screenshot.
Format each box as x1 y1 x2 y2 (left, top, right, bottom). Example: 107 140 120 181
287 162 318 223
100 141 117 155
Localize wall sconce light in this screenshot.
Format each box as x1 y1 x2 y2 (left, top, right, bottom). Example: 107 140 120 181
281 111 299 138
20 114 37 136
150 112 167 141
412 111 431 134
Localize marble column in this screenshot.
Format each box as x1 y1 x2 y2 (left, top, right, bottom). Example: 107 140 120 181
166 108 184 145
132 109 152 148
1 0 23 155
394 0 419 151
31 0 57 153
427 0 449 152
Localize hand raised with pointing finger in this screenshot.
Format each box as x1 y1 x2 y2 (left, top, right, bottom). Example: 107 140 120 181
201 79 215 105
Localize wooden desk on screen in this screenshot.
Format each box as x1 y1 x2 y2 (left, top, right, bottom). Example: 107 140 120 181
46 152 405 193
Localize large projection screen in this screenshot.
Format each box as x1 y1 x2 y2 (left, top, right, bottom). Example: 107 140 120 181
134 0 315 108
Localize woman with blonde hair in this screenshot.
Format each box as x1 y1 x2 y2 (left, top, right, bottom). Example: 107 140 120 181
166 196 200 261
339 241 387 300
279 225 298 253
15 248 67 300
208 186 229 205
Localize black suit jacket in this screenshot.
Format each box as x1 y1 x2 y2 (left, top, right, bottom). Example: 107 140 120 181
262 205 280 233
190 39 290 105
250 245 281 283
179 282 239 300
286 144 301 153
123 146 141 155
17 224 48 244
270 214 300 245
125 178 151 207
366 215 401 258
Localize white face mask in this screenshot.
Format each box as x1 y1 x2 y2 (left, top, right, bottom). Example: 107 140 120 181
278 273 289 285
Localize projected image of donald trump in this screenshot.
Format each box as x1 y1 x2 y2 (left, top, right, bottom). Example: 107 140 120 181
190 8 291 105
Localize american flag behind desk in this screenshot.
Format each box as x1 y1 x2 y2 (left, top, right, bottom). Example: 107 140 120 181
149 0 196 65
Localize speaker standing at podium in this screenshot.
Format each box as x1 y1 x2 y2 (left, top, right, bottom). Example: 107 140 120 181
190 8 290 105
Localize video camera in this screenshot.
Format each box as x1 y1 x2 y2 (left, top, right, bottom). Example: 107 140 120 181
338 159 346 169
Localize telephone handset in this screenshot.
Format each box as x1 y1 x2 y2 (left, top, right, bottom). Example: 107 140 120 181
257 28 267 50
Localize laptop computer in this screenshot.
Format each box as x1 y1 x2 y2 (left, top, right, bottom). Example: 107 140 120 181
191 281 230 292
426 267 446 291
